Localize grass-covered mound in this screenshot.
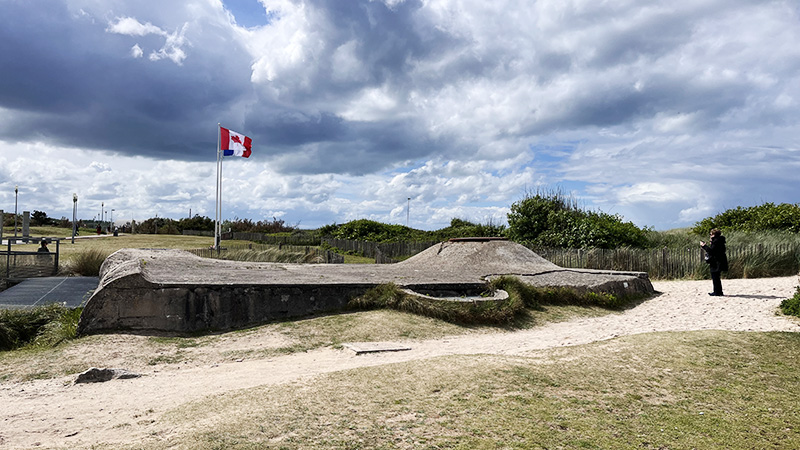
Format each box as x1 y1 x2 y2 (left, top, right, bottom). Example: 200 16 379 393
350 277 643 325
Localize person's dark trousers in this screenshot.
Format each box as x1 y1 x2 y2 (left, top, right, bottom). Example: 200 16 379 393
711 270 723 296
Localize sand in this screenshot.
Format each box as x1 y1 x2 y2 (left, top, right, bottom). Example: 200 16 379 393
1 276 798 449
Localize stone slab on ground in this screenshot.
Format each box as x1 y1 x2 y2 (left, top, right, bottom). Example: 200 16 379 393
342 342 413 355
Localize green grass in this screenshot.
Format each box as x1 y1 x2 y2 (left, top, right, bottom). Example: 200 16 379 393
0 304 81 351
346 279 644 327
349 283 525 325
139 331 800 450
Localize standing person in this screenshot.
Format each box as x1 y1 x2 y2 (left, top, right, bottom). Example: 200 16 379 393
700 228 728 296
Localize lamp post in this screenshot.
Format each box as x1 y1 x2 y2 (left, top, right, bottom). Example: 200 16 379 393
110 209 115 229
101 202 104 231
14 185 18 239
72 193 78 244
406 197 410 228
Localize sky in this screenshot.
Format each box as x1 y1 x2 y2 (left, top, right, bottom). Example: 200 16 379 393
1 0 799 231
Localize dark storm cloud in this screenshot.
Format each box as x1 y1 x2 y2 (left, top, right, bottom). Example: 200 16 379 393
0 1 251 160
264 116 439 175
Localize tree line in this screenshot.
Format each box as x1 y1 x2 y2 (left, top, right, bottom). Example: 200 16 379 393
11 193 800 249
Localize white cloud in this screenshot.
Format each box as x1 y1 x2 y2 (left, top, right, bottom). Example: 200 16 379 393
106 17 165 36
106 17 189 64
130 44 143 58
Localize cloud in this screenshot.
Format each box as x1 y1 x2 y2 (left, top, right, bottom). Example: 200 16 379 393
131 44 144 58
106 17 189 64
1 0 800 231
106 17 166 36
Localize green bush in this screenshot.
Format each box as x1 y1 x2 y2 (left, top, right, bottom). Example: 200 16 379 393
780 287 800 317
507 189 649 249
321 218 506 244
693 202 800 235
0 304 81 351
431 218 506 240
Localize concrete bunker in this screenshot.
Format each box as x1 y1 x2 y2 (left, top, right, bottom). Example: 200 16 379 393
78 239 654 334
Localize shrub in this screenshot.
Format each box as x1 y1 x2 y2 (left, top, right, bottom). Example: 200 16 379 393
431 218 506 240
693 202 800 235
507 189 649 249
780 286 800 317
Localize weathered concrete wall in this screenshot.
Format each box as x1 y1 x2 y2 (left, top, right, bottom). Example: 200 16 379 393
80 281 374 333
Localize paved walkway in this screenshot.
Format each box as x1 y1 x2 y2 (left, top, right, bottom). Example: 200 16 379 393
0 276 99 310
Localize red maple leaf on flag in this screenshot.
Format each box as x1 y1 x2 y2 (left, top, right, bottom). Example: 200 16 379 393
231 135 242 144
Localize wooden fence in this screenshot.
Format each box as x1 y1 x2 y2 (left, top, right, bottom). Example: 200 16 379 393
187 241 344 264
321 238 438 262
531 243 800 279
196 234 800 278
227 232 321 246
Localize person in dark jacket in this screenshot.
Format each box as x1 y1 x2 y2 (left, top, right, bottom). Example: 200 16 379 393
700 228 728 296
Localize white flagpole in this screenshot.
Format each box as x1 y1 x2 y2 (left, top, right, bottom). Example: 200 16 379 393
215 123 221 251
219 136 224 251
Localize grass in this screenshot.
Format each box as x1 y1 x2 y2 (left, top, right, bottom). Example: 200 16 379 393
348 279 643 326
349 283 524 325
0 304 80 351
3 297 799 448
5 231 373 272
127 331 800 450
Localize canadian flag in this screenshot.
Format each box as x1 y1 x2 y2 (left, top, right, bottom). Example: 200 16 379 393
220 126 252 158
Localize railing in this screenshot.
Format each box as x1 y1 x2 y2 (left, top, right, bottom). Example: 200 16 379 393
1 238 60 286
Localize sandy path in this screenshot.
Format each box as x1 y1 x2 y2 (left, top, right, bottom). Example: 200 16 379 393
2 276 798 448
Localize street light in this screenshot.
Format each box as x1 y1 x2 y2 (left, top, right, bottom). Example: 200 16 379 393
72 193 78 244
110 209 115 229
406 197 410 228
14 185 18 239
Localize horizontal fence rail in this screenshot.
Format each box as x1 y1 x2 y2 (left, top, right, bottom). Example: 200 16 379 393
2 239 61 286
